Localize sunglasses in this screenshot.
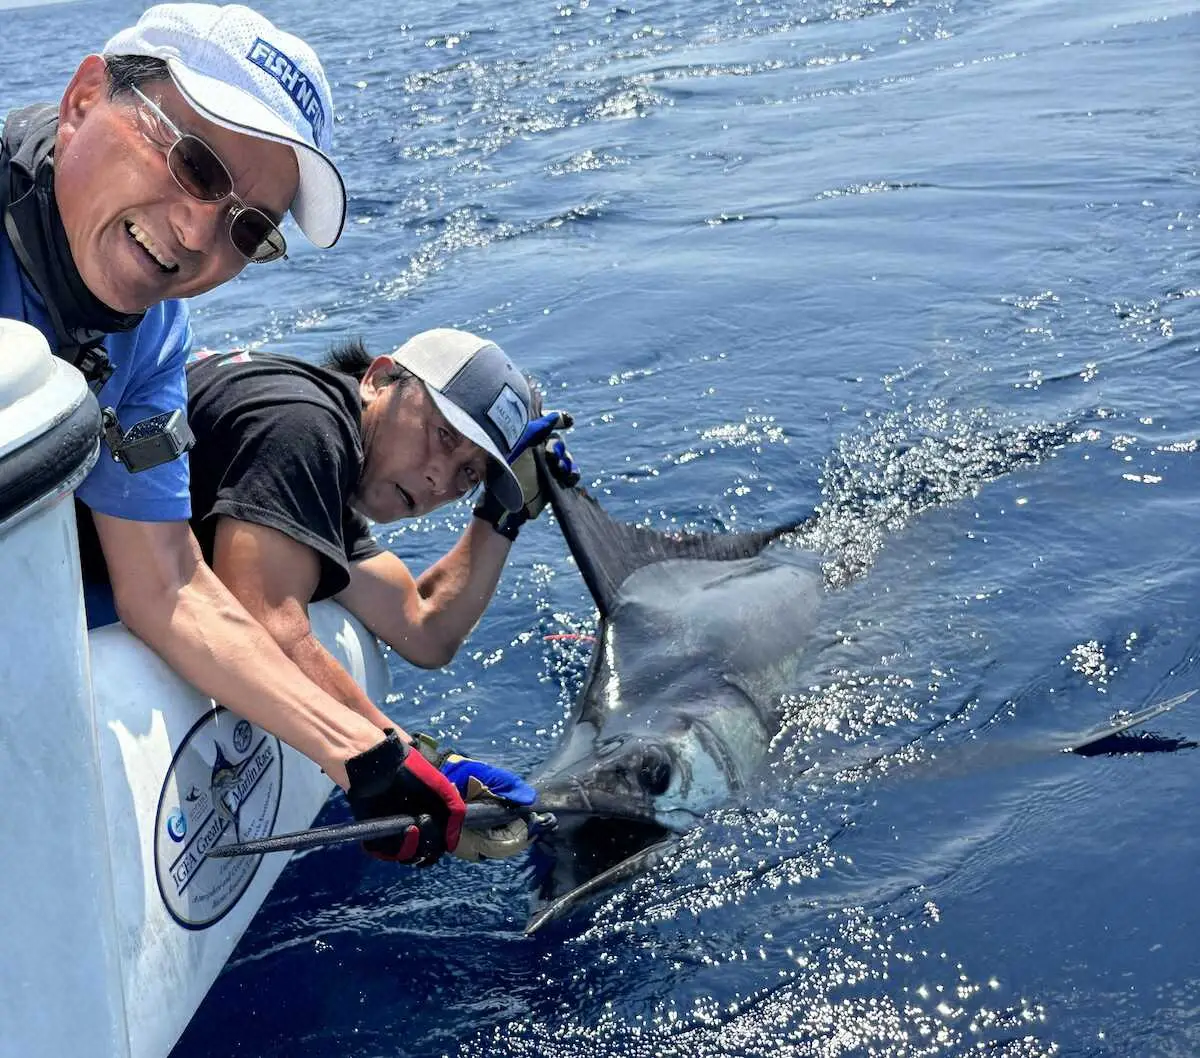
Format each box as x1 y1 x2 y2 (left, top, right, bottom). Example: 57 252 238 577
129 85 288 264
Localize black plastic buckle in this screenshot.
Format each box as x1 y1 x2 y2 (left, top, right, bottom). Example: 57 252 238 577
100 406 195 474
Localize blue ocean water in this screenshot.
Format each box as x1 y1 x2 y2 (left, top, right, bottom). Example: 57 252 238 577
5 0 1200 1054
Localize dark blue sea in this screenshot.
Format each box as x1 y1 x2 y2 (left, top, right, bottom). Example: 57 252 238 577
5 0 1200 1053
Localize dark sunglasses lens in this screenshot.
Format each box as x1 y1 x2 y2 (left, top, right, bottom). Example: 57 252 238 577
168 137 232 202
230 208 287 263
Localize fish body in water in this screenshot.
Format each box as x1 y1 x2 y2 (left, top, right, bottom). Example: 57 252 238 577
524 471 824 932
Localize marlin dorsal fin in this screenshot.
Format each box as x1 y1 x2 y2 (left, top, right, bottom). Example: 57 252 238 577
542 456 809 618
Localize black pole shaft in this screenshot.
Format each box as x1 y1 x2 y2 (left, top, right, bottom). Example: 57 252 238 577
206 801 525 858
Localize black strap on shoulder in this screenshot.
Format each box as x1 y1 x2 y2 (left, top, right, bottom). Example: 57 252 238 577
0 136 113 390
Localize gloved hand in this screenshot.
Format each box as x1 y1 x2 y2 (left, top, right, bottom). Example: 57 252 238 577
439 752 537 808
474 385 580 541
422 743 542 864
510 414 580 515
344 729 466 866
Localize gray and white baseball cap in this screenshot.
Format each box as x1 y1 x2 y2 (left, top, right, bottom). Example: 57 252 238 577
392 329 533 513
104 3 345 248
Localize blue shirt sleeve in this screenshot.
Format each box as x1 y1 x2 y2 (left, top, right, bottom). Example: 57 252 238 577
75 299 194 522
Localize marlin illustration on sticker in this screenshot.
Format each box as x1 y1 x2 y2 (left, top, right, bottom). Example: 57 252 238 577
210 743 244 841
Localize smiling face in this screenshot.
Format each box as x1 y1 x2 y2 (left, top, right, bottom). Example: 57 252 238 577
53 55 299 313
353 356 492 524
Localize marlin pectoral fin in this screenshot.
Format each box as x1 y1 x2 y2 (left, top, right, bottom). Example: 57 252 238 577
524 836 678 935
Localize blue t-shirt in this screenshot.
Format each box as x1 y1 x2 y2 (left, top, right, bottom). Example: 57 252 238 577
0 223 193 522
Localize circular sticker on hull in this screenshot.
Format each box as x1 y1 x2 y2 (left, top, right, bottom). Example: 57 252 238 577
154 708 284 930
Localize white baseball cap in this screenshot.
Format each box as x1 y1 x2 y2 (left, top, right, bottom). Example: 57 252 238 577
104 3 345 248
392 329 534 513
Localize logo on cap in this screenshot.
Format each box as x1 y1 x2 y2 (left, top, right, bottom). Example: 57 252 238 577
486 386 528 450
247 38 326 142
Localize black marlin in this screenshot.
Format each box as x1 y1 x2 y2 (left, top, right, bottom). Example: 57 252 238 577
521 472 826 932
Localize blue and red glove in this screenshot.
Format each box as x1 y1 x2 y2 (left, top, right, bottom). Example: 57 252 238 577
345 730 466 866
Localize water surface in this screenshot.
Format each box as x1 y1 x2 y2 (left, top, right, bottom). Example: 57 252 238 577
4 0 1199 1054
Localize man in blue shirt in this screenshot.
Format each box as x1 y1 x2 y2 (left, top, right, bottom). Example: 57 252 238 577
0 3 526 866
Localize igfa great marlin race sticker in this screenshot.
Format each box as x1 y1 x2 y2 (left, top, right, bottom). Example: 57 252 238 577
154 708 284 930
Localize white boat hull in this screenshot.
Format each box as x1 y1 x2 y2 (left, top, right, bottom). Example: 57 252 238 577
91 602 387 1058
0 319 390 1058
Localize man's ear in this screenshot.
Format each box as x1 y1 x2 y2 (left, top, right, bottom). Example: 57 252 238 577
58 54 108 147
360 355 400 403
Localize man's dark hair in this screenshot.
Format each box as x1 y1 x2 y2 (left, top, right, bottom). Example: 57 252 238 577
324 338 414 388
103 55 171 99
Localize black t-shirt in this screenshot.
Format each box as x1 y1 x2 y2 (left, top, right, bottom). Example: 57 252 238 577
77 350 383 600
182 350 382 601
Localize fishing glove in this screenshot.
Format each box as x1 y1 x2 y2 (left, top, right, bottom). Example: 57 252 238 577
474 383 580 541
404 730 537 806
344 729 466 866
409 734 543 863
440 752 538 807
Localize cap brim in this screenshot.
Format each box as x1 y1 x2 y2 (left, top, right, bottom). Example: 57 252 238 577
424 388 524 513
166 60 346 248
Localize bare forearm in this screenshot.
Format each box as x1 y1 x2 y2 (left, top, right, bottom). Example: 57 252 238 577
409 518 510 658
282 631 401 736
340 520 513 669
120 561 382 789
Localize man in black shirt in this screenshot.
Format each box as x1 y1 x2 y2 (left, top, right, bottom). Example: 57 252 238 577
184 328 577 860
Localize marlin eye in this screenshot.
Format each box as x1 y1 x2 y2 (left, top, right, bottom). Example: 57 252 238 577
638 746 672 795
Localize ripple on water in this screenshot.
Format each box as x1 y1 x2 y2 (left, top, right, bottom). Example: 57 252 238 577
789 402 1075 587
463 891 1058 1057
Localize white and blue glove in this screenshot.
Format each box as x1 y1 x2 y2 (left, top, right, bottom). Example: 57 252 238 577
439 752 538 808
407 733 545 863
474 403 580 541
